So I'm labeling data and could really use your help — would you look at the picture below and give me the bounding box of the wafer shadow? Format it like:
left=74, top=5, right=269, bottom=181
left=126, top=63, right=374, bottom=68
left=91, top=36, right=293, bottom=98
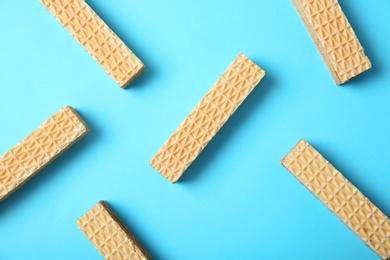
left=107, top=201, right=165, bottom=259
left=0, top=109, right=98, bottom=217
left=178, top=65, right=276, bottom=184
left=310, top=141, right=390, bottom=218
left=86, top=1, right=155, bottom=89
left=338, top=0, right=380, bottom=87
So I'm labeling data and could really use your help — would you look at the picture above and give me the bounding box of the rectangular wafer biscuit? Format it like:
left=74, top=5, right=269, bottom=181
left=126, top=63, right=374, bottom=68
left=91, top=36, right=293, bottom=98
left=76, top=201, right=152, bottom=260
left=40, top=0, right=144, bottom=88
left=150, top=53, right=265, bottom=183
left=281, top=139, right=390, bottom=259
left=0, top=106, right=89, bottom=202
left=292, top=0, right=371, bottom=85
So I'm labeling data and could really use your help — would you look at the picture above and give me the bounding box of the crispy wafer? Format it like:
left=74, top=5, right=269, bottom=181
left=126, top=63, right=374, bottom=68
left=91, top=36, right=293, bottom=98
left=76, top=201, right=152, bottom=260
left=40, top=0, right=144, bottom=88
left=0, top=106, right=89, bottom=202
left=281, top=139, right=390, bottom=259
left=292, top=0, right=371, bottom=84
left=150, top=53, right=265, bottom=183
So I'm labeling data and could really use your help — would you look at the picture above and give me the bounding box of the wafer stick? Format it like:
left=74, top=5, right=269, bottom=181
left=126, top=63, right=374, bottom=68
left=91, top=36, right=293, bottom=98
left=0, top=106, right=89, bottom=202
left=281, top=139, right=390, bottom=259
left=40, top=0, right=144, bottom=88
left=292, top=0, right=371, bottom=85
left=76, top=201, right=152, bottom=260
left=150, top=53, right=265, bottom=183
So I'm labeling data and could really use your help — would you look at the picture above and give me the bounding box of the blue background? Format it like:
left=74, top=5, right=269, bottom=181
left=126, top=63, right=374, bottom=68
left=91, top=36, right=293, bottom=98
left=0, top=0, right=389, bottom=259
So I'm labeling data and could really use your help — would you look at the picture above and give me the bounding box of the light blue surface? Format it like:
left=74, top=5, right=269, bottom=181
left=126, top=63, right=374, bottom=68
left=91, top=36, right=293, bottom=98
left=0, top=0, right=389, bottom=259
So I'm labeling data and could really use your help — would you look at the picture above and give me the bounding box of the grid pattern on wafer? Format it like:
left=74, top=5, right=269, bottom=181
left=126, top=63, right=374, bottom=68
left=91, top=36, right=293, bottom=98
left=281, top=140, right=390, bottom=259
left=150, top=53, right=265, bottom=183
left=293, top=0, right=371, bottom=84
left=76, top=201, right=151, bottom=260
left=40, top=0, right=144, bottom=88
left=0, top=106, right=89, bottom=201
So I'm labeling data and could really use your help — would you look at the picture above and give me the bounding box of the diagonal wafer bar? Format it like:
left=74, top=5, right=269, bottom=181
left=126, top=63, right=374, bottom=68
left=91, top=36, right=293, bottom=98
left=150, top=53, right=265, bottom=183
left=292, top=0, right=371, bottom=85
left=76, top=201, right=152, bottom=260
left=281, top=139, right=390, bottom=259
left=0, top=106, right=89, bottom=202
left=40, top=0, right=144, bottom=88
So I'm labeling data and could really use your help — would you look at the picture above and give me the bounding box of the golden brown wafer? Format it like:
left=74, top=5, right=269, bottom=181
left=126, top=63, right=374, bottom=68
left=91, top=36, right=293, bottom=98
left=292, top=0, right=371, bottom=85
left=76, top=201, right=152, bottom=260
left=40, top=0, right=144, bottom=88
left=150, top=53, right=265, bottom=183
left=281, top=139, right=390, bottom=259
left=0, top=106, right=89, bottom=202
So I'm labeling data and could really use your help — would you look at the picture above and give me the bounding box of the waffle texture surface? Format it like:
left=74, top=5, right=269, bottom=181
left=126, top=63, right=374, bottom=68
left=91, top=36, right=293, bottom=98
left=281, top=140, right=390, bottom=259
left=292, top=0, right=371, bottom=84
left=40, top=0, right=144, bottom=88
left=0, top=106, right=89, bottom=202
left=150, top=53, right=265, bottom=183
left=76, top=201, right=152, bottom=260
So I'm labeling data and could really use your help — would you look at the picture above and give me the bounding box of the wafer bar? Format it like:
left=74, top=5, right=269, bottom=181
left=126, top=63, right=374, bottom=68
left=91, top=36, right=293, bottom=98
left=76, top=201, right=152, bottom=260
left=40, top=0, right=144, bottom=88
left=281, top=139, right=390, bottom=259
left=0, top=106, right=89, bottom=202
left=292, top=0, right=371, bottom=85
left=150, top=53, right=265, bottom=183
